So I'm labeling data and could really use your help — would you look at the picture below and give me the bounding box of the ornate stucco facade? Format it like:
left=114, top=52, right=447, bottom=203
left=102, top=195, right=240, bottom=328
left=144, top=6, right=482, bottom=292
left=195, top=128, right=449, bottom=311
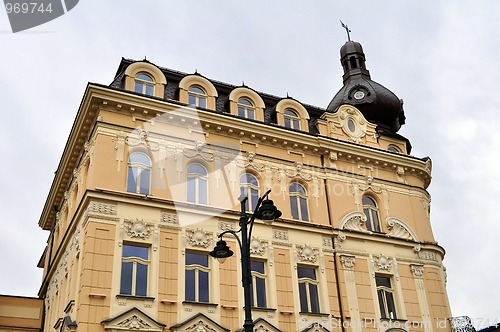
left=34, top=41, right=452, bottom=332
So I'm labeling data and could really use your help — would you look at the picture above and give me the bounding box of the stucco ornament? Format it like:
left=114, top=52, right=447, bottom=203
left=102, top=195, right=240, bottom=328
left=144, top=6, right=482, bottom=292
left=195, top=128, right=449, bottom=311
left=410, top=264, right=424, bottom=279
left=187, top=228, right=211, bottom=248
left=339, top=211, right=368, bottom=233
left=284, top=162, right=312, bottom=181
left=186, top=320, right=216, bottom=332
left=340, top=255, right=355, bottom=270
left=249, top=237, right=266, bottom=256
left=374, top=254, right=392, bottom=272
left=126, top=219, right=151, bottom=239
left=117, top=315, right=151, bottom=329
left=297, top=244, right=318, bottom=263
left=183, top=141, right=214, bottom=162
left=235, top=151, right=265, bottom=172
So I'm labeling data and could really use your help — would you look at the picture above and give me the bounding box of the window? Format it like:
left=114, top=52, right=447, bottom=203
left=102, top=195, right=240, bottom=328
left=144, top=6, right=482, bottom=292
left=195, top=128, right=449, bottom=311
left=185, top=252, right=210, bottom=303
left=120, top=244, right=149, bottom=296
left=237, top=98, right=255, bottom=120
left=134, top=72, right=155, bottom=96
left=187, top=163, right=208, bottom=204
left=289, top=183, right=309, bottom=221
left=376, top=276, right=397, bottom=319
left=127, top=152, right=151, bottom=195
left=298, top=266, right=320, bottom=313
left=188, top=85, right=207, bottom=108
left=240, top=173, right=259, bottom=212
left=363, top=196, right=381, bottom=232
left=387, top=145, right=401, bottom=153
left=284, top=109, right=300, bottom=130
left=250, top=260, right=267, bottom=308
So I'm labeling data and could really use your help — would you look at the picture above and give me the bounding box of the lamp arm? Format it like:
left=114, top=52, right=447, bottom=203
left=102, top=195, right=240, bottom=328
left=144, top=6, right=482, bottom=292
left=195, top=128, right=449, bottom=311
left=247, top=189, right=272, bottom=245
left=218, top=230, right=243, bottom=252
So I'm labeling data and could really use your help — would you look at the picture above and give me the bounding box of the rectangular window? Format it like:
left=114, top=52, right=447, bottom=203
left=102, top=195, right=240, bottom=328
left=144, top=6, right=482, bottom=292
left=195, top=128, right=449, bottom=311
left=250, top=260, right=267, bottom=308
left=376, top=276, right=397, bottom=319
left=120, top=244, right=149, bottom=296
left=185, top=252, right=210, bottom=303
left=298, top=266, right=320, bottom=313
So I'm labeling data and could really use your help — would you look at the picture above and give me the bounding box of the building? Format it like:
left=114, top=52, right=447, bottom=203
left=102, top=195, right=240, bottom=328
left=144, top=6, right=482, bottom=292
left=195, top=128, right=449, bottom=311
left=32, top=39, right=452, bottom=332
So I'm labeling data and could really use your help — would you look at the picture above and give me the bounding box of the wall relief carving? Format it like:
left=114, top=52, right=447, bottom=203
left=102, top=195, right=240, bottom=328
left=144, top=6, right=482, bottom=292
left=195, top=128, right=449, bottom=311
left=125, top=219, right=152, bottom=239
left=186, top=228, right=212, bottom=248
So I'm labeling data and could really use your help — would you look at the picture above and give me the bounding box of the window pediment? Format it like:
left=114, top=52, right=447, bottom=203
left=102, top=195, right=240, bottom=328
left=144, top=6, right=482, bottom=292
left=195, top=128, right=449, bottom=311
left=101, top=307, right=165, bottom=331
left=170, top=313, right=230, bottom=332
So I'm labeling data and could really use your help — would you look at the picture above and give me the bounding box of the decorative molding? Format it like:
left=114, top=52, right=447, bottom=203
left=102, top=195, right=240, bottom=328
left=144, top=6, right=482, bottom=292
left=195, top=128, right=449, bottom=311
left=160, top=211, right=179, bottom=224
left=340, top=255, right=355, bottom=270
left=186, top=228, right=212, bottom=249
left=124, top=219, right=152, bottom=239
left=386, top=217, right=418, bottom=241
left=249, top=237, right=266, bottom=256
left=296, top=244, right=318, bottom=263
left=183, top=141, right=214, bottom=162
left=322, top=236, right=333, bottom=248
left=272, top=228, right=289, bottom=241
left=339, top=211, right=368, bottom=233
left=373, top=254, right=392, bottom=272
left=235, top=152, right=265, bottom=172
left=87, top=201, right=117, bottom=215
left=417, top=250, right=439, bottom=262
left=218, top=220, right=236, bottom=232
left=126, top=129, right=159, bottom=151
left=117, top=315, right=152, bottom=329
left=410, top=264, right=424, bottom=279
left=284, top=162, right=312, bottom=181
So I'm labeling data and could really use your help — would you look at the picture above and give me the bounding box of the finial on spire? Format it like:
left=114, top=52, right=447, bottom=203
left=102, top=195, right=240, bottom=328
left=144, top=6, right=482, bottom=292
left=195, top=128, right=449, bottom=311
left=340, top=20, right=351, bottom=41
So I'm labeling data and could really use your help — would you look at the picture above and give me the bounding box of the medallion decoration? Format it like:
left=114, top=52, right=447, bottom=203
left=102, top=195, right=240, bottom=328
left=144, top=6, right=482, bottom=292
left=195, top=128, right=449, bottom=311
left=125, top=219, right=152, bottom=239
left=249, top=237, right=266, bottom=256
left=284, top=162, right=312, bottom=181
left=297, top=244, right=318, bottom=263
left=186, top=228, right=212, bottom=248
left=374, top=254, right=392, bottom=272
left=125, top=129, right=159, bottom=151
left=235, top=152, right=265, bottom=172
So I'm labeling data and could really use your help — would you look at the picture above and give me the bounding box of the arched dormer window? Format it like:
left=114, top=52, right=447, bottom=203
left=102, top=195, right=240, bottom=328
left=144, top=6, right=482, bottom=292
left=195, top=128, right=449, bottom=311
left=134, top=72, right=155, bottom=96
left=240, top=173, right=259, bottom=212
left=186, top=163, right=208, bottom=204
left=124, top=61, right=166, bottom=98
left=228, top=87, right=265, bottom=121
left=178, top=75, right=218, bottom=110
left=127, top=152, right=152, bottom=195
left=275, top=99, right=310, bottom=132
left=362, top=196, right=381, bottom=232
left=237, top=98, right=255, bottom=120
left=188, top=85, right=207, bottom=108
left=284, top=109, right=300, bottom=130
left=289, top=182, right=309, bottom=221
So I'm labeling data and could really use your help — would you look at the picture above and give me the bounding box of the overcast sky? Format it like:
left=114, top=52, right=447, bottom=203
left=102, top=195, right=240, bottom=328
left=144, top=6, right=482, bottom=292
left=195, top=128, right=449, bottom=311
left=1, top=1, right=499, bottom=328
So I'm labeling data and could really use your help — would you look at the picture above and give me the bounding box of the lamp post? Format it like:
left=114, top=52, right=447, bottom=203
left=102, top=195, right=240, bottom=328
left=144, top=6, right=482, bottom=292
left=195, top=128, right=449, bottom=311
left=210, top=188, right=282, bottom=332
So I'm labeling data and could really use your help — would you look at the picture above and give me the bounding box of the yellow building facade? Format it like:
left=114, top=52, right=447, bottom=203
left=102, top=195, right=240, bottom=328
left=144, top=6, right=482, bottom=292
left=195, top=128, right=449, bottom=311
left=35, top=41, right=452, bottom=332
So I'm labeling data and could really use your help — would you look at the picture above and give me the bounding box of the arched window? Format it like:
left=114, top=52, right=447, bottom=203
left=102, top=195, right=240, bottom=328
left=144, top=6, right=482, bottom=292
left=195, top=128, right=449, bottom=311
left=387, top=145, right=401, bottom=153
left=363, top=196, right=381, bottom=232
left=134, top=72, right=155, bottom=96
left=127, top=152, right=151, bottom=195
left=290, top=183, right=309, bottom=221
left=237, top=98, right=255, bottom=120
left=187, top=163, right=208, bottom=204
left=240, top=173, right=259, bottom=212
left=188, top=85, right=207, bottom=108
left=284, top=109, right=301, bottom=130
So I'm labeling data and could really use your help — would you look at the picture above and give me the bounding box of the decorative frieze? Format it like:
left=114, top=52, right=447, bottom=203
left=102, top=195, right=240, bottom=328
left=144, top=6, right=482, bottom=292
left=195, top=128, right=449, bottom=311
left=272, top=228, right=288, bottom=241
left=160, top=211, right=179, bottom=224
left=87, top=201, right=117, bottom=215
left=410, top=264, right=424, bottom=279
left=218, top=219, right=236, bottom=232
left=183, top=141, right=213, bottom=162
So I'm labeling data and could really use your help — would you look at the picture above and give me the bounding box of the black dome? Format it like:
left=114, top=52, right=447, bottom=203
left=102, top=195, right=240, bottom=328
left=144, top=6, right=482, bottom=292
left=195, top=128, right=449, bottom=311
left=327, top=41, right=405, bottom=133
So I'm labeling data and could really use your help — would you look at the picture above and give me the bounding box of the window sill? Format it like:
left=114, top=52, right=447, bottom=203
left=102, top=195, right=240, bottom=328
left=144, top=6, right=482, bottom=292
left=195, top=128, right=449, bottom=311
left=380, top=318, right=407, bottom=323
left=251, top=307, right=277, bottom=312
left=299, top=311, right=330, bottom=317
left=116, top=294, right=155, bottom=301
left=182, top=301, right=218, bottom=307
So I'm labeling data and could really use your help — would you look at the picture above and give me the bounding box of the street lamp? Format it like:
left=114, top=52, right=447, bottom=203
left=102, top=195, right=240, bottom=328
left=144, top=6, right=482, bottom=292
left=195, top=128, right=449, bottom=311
left=210, top=188, right=282, bottom=332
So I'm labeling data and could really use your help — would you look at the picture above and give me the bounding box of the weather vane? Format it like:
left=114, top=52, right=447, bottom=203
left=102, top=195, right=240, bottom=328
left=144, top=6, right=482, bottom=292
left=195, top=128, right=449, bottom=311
left=340, top=20, right=351, bottom=41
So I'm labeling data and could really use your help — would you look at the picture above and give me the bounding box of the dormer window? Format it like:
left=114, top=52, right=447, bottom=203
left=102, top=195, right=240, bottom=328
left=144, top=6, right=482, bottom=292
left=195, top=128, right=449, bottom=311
left=134, top=73, right=155, bottom=96
left=237, top=98, right=255, bottom=120
left=188, top=85, right=207, bottom=108
left=284, top=109, right=300, bottom=130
